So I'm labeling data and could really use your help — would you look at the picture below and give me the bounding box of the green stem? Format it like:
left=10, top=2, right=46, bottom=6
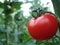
left=4, top=0, right=11, bottom=45
left=14, top=24, right=18, bottom=42
left=4, top=17, right=10, bottom=45
left=6, top=32, right=10, bottom=45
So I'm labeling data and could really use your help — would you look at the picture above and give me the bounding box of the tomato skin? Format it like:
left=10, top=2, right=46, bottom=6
left=28, top=13, right=58, bottom=40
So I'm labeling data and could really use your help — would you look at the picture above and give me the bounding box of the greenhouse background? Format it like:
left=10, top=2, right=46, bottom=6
left=0, top=0, right=60, bottom=45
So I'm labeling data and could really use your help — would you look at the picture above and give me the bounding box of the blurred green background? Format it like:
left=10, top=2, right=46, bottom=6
left=0, top=0, right=60, bottom=45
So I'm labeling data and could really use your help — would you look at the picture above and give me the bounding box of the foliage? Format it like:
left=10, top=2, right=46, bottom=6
left=0, top=0, right=60, bottom=45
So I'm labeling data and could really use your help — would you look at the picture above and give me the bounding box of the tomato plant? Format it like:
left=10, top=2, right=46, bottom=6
left=28, top=13, right=58, bottom=40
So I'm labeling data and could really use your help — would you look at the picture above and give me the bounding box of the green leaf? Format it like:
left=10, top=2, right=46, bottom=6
left=14, top=12, right=21, bottom=21
left=51, top=0, right=60, bottom=18
left=0, top=2, right=4, bottom=8
left=11, top=2, right=22, bottom=10
left=36, top=40, right=41, bottom=45
left=0, top=14, right=4, bottom=19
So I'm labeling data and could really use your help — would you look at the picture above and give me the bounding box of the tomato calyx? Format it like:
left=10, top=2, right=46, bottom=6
left=32, top=8, right=42, bottom=18
left=32, top=8, right=57, bottom=18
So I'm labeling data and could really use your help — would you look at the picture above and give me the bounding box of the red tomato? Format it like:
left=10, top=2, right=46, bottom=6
left=28, top=13, right=58, bottom=40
